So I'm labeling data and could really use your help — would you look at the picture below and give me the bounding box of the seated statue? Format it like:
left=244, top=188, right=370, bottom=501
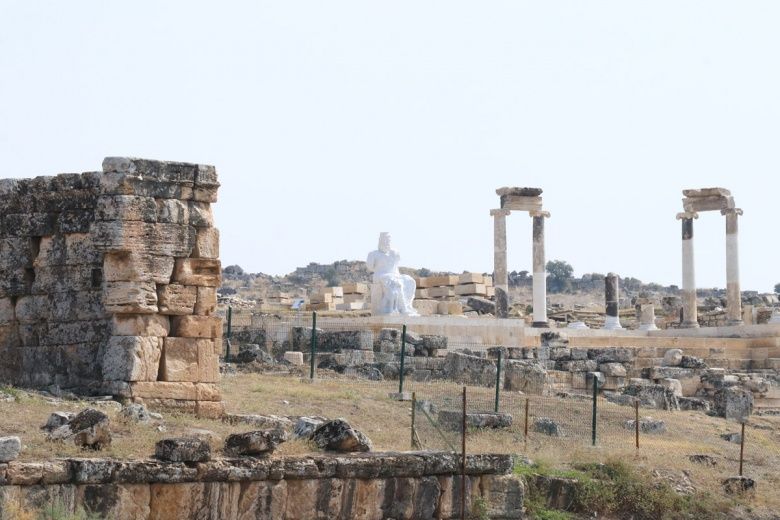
left=366, top=232, right=419, bottom=316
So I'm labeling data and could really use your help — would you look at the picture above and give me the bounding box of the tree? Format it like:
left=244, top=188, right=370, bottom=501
left=546, top=260, right=574, bottom=293
left=418, top=267, right=432, bottom=277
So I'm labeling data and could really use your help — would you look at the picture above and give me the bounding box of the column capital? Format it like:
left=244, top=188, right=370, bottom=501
left=529, top=210, right=551, bottom=218
left=676, top=211, right=699, bottom=220
left=720, top=207, right=743, bottom=217
left=490, top=208, right=511, bottom=217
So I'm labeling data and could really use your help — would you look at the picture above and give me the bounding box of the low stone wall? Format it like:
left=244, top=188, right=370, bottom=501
left=0, top=452, right=523, bottom=519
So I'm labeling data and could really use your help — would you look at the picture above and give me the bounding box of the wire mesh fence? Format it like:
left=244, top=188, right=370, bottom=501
left=220, top=308, right=780, bottom=493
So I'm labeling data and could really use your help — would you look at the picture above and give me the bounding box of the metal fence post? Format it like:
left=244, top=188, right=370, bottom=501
left=461, top=386, right=467, bottom=520
left=494, top=350, right=502, bottom=413
left=309, top=312, right=317, bottom=380
left=225, top=306, right=233, bottom=362
left=635, top=398, right=640, bottom=453
left=411, top=391, right=416, bottom=450
left=524, top=398, right=529, bottom=450
left=739, top=421, right=746, bottom=476
left=591, top=376, right=598, bottom=446
left=399, top=325, right=407, bottom=394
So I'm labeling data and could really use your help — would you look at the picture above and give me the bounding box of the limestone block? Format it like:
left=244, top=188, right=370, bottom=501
left=322, top=286, right=343, bottom=297
left=102, top=157, right=198, bottom=182
left=437, top=301, right=462, bottom=315
left=112, top=315, right=170, bottom=337
left=192, top=187, right=218, bottom=203
left=129, top=381, right=198, bottom=400
left=415, top=289, right=430, bottom=299
left=310, top=293, right=333, bottom=304
left=193, top=227, right=219, bottom=259
left=194, top=286, right=217, bottom=316
left=0, top=237, right=34, bottom=269
left=160, top=338, right=200, bottom=382
left=342, top=283, right=368, bottom=294
left=0, top=298, right=14, bottom=325
left=458, top=273, right=484, bottom=284
left=13, top=295, right=50, bottom=324
left=195, top=400, right=224, bottom=419
left=171, top=316, right=222, bottom=338
left=92, top=221, right=195, bottom=257
left=2, top=212, right=57, bottom=236
left=413, top=299, right=439, bottom=316
left=49, top=291, right=106, bottom=321
left=102, top=336, right=162, bottom=382
left=198, top=343, right=220, bottom=383
left=156, top=198, right=189, bottom=225
left=196, top=382, right=221, bottom=401
left=65, top=233, right=102, bottom=265
left=189, top=202, right=214, bottom=227
left=106, top=253, right=174, bottom=285
left=427, top=275, right=459, bottom=287
left=32, top=265, right=97, bottom=293
left=342, top=293, right=365, bottom=304
left=34, top=235, right=66, bottom=267
left=157, top=284, right=197, bottom=315
left=95, top=195, right=157, bottom=222
left=284, top=352, right=304, bottom=365
left=429, top=287, right=455, bottom=298
left=41, top=320, right=111, bottom=346
left=103, top=281, right=158, bottom=314
left=172, top=259, right=221, bottom=287
left=455, top=283, right=486, bottom=296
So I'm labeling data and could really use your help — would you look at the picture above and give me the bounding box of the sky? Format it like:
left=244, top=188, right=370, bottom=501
left=1, top=1, right=778, bottom=291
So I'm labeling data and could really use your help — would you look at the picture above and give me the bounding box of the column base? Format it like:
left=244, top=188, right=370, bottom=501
left=603, top=316, right=623, bottom=330
left=680, top=321, right=700, bottom=329
left=567, top=321, right=589, bottom=330
left=638, top=323, right=659, bottom=331
left=531, top=321, right=549, bottom=328
left=726, top=319, right=744, bottom=327
left=769, top=311, right=780, bottom=324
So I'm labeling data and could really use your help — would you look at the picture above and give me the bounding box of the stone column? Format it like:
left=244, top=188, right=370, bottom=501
left=531, top=211, right=550, bottom=327
left=677, top=212, right=699, bottom=328
left=638, top=304, right=658, bottom=331
left=604, top=272, right=622, bottom=330
left=769, top=308, right=780, bottom=324
left=491, top=209, right=511, bottom=318
left=722, top=208, right=744, bottom=326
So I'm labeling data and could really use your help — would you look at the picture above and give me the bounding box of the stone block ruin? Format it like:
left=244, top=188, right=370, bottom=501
left=0, top=157, right=223, bottom=417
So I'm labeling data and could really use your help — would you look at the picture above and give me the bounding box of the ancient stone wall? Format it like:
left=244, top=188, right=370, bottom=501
left=0, top=157, right=222, bottom=416
left=0, top=453, right=523, bottom=519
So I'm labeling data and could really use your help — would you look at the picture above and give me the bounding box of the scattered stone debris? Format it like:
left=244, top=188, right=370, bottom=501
left=119, top=403, right=162, bottom=423
left=678, top=397, right=710, bottom=412
left=41, top=412, right=76, bottom=432
left=438, top=411, right=513, bottom=431
left=47, top=408, right=112, bottom=450
left=224, top=414, right=292, bottom=434
left=310, top=419, right=372, bottom=452
left=688, top=454, right=717, bottom=466
left=653, top=469, right=696, bottom=495
left=293, top=417, right=325, bottom=439
left=623, top=417, right=667, bottom=434
left=722, top=476, right=756, bottom=495
left=533, top=417, right=563, bottom=437
left=0, top=436, right=21, bottom=462
left=713, top=387, right=753, bottom=421
left=720, top=432, right=742, bottom=444
left=662, top=349, right=684, bottom=367
left=224, top=430, right=288, bottom=456
left=622, top=383, right=679, bottom=410
left=0, top=390, right=14, bottom=402
left=155, top=438, right=211, bottom=462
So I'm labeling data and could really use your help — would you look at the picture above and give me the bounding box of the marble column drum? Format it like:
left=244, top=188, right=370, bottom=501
left=531, top=211, right=550, bottom=327
left=638, top=303, right=658, bottom=331
left=604, top=272, right=622, bottom=330
left=677, top=212, right=699, bottom=328
left=722, top=208, right=744, bottom=325
left=491, top=208, right=511, bottom=319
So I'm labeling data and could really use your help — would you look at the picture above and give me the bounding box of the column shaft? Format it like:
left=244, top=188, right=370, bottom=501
left=723, top=209, right=743, bottom=325
left=531, top=214, right=548, bottom=327
left=604, top=273, right=622, bottom=330
left=491, top=209, right=510, bottom=319
left=680, top=215, right=699, bottom=328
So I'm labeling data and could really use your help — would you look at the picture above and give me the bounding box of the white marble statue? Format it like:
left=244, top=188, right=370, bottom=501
left=366, top=232, right=419, bottom=316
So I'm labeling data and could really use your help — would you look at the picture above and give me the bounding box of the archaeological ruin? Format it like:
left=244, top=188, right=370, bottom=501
left=0, top=157, right=223, bottom=417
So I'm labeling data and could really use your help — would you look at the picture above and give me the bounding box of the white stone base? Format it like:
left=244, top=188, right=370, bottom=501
left=770, top=309, right=780, bottom=324
left=603, top=316, right=623, bottom=330
left=638, top=323, right=659, bottom=331
left=283, top=352, right=304, bottom=365
left=567, top=321, right=589, bottom=330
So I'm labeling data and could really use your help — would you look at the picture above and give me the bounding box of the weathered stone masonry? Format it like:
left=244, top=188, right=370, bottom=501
left=0, top=157, right=222, bottom=417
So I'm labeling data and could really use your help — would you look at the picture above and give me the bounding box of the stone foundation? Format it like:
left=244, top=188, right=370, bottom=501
left=0, top=158, right=222, bottom=416
left=0, top=452, right=523, bottom=519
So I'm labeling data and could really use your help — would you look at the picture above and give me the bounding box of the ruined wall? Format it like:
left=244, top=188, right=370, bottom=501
left=0, top=453, right=523, bottom=519
left=0, top=157, right=222, bottom=416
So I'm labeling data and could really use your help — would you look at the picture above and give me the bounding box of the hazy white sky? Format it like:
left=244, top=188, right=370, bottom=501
left=1, top=1, right=778, bottom=291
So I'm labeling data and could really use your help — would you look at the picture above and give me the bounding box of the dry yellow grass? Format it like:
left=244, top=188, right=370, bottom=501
left=2, top=373, right=779, bottom=514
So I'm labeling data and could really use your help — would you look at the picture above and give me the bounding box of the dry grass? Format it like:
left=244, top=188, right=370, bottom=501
left=2, top=373, right=779, bottom=514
